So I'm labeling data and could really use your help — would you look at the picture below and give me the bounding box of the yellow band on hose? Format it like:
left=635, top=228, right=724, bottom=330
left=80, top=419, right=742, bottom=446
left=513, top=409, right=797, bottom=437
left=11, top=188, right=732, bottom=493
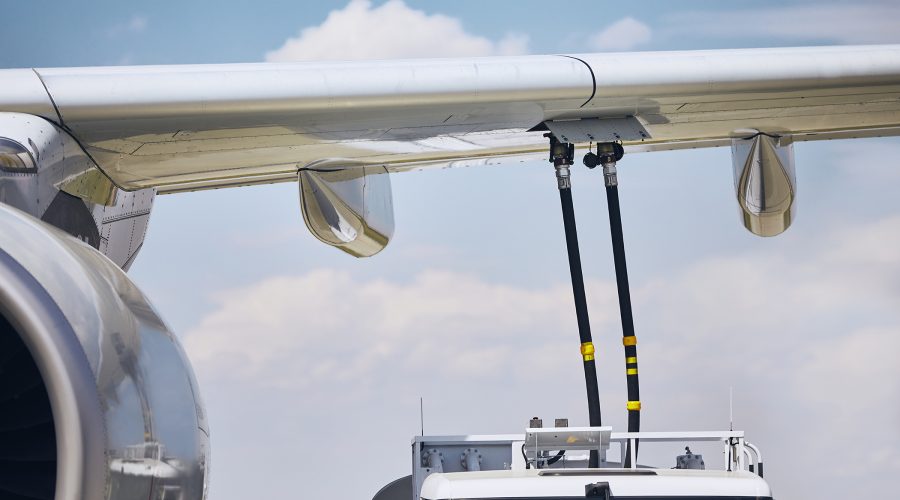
left=580, top=342, right=595, bottom=361
left=623, top=336, right=637, bottom=346
left=626, top=356, right=637, bottom=365
left=627, top=401, right=642, bottom=411
left=626, top=368, right=638, bottom=375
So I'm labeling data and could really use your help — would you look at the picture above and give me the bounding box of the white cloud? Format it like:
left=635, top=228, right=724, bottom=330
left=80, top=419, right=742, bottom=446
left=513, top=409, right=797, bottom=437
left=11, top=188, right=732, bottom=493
left=786, top=326, right=900, bottom=499
left=666, top=3, right=900, bottom=44
left=184, top=215, right=900, bottom=499
left=588, top=17, right=652, bottom=52
left=265, top=0, right=528, bottom=62
left=185, top=269, right=617, bottom=390
left=107, top=15, right=147, bottom=38
left=825, top=214, right=900, bottom=267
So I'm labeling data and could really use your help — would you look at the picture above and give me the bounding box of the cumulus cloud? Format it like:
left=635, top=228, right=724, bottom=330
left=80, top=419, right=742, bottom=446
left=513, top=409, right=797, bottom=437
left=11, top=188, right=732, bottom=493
left=265, top=0, right=528, bottom=62
left=185, top=270, right=617, bottom=390
left=665, top=3, right=900, bottom=44
left=588, top=17, right=652, bottom=52
left=185, top=215, right=900, bottom=499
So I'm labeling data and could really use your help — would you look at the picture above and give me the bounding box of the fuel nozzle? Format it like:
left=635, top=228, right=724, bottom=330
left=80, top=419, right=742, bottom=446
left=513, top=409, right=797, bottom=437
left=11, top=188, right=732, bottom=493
left=546, top=134, right=575, bottom=189
left=583, top=142, right=625, bottom=186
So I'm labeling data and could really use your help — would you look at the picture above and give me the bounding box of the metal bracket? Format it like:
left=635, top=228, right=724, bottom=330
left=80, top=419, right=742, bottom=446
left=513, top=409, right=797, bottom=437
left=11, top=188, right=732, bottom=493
left=544, top=117, right=650, bottom=144
left=525, top=427, right=611, bottom=464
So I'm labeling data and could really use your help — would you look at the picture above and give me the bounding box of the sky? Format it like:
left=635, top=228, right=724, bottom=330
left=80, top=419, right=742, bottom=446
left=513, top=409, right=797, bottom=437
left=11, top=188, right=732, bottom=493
left=3, top=1, right=900, bottom=499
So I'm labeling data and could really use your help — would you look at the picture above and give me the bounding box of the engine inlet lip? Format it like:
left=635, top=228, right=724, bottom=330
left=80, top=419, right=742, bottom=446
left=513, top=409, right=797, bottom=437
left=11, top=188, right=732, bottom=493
left=0, top=247, right=106, bottom=500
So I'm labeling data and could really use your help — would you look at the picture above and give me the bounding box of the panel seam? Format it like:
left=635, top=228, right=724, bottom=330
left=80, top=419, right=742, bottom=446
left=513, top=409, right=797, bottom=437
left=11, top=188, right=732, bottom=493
left=559, top=55, right=596, bottom=108
left=30, top=69, right=65, bottom=127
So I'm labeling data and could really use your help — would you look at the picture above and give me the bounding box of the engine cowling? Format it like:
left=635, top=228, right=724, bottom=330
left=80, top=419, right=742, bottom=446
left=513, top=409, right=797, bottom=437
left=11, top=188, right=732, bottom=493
left=0, top=203, right=209, bottom=500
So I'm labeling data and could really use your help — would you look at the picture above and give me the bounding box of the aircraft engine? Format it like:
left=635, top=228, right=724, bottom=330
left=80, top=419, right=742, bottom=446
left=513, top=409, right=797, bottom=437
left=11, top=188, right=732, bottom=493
left=0, top=204, right=209, bottom=500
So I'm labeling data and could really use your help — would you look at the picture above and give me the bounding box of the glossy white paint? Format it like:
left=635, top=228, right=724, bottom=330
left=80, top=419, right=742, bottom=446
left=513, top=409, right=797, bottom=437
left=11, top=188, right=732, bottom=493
left=0, top=69, right=57, bottom=119
left=421, top=469, right=772, bottom=499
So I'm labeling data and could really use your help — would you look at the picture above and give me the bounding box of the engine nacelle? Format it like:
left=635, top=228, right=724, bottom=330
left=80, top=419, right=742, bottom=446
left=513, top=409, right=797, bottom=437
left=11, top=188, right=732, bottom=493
left=0, top=204, right=209, bottom=500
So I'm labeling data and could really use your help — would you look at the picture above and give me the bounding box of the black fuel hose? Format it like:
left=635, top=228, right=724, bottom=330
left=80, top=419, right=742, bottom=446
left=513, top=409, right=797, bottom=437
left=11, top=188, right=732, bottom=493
left=558, top=186, right=604, bottom=468
left=604, top=183, right=641, bottom=467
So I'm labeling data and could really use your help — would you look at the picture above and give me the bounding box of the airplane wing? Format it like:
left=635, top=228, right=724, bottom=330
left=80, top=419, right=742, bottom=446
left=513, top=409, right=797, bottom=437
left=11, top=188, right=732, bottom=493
left=4, top=44, right=899, bottom=193
left=2, top=44, right=899, bottom=254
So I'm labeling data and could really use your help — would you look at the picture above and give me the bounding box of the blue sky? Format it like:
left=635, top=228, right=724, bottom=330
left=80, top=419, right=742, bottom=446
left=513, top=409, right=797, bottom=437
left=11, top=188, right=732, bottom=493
left=5, top=1, right=900, bottom=499
left=5, top=0, right=899, bottom=67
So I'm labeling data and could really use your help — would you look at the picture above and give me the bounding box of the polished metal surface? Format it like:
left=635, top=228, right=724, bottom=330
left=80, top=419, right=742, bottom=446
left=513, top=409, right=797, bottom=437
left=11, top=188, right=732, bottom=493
left=0, top=45, right=896, bottom=193
left=0, top=113, right=155, bottom=269
left=0, top=204, right=209, bottom=500
left=731, top=132, right=796, bottom=236
left=554, top=164, right=571, bottom=190
left=603, top=162, right=618, bottom=187
left=299, top=165, right=394, bottom=257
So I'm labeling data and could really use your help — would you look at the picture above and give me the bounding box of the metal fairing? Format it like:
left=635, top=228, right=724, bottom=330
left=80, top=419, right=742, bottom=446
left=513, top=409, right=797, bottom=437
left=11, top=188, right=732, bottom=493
left=0, top=202, right=209, bottom=500
left=731, top=132, right=796, bottom=237
left=299, top=165, right=394, bottom=257
left=0, top=112, right=155, bottom=270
